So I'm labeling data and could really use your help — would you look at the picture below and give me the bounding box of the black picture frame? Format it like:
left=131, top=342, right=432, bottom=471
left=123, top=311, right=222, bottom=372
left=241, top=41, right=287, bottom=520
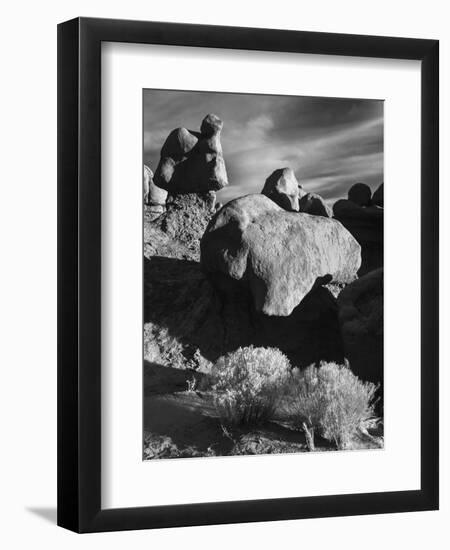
left=57, top=17, right=439, bottom=533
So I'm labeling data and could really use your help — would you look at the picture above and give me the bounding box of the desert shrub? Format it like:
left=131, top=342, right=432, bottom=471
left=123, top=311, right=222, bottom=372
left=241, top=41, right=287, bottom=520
left=288, top=362, right=378, bottom=450
left=209, top=346, right=291, bottom=426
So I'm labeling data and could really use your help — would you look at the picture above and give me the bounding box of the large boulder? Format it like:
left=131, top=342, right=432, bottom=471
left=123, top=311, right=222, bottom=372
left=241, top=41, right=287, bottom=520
left=333, top=199, right=383, bottom=276
left=298, top=192, right=332, bottom=217
left=261, top=168, right=300, bottom=211
left=144, top=255, right=346, bottom=373
left=153, top=114, right=228, bottom=194
left=144, top=164, right=168, bottom=207
left=200, top=194, right=361, bottom=316
left=338, top=268, right=383, bottom=385
left=372, top=183, right=384, bottom=207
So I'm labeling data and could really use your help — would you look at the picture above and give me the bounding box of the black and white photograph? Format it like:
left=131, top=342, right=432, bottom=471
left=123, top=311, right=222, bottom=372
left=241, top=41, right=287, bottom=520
left=143, top=89, right=384, bottom=459
left=0, top=0, right=443, bottom=543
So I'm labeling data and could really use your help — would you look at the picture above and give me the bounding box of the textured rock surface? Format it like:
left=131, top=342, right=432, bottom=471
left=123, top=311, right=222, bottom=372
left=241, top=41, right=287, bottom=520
left=372, top=183, right=384, bottom=207
left=151, top=192, right=216, bottom=261
left=333, top=199, right=383, bottom=276
left=348, top=182, right=372, bottom=206
left=338, top=268, right=383, bottom=385
left=201, top=194, right=361, bottom=316
left=153, top=114, right=228, bottom=194
left=298, top=192, right=332, bottom=217
left=261, top=167, right=300, bottom=211
left=144, top=164, right=168, bottom=207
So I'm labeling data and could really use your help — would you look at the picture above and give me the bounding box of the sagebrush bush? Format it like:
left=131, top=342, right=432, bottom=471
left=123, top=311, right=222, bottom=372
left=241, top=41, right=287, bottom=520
left=209, top=346, right=291, bottom=426
left=288, top=362, right=378, bottom=450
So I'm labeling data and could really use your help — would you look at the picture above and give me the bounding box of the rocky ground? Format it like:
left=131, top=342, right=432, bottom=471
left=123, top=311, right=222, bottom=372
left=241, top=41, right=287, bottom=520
left=143, top=362, right=383, bottom=459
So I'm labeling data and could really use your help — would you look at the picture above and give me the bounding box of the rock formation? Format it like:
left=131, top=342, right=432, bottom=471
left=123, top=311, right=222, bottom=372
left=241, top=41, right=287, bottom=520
left=144, top=164, right=151, bottom=204
left=261, top=167, right=300, bottom=211
left=333, top=183, right=383, bottom=276
left=337, top=268, right=383, bottom=385
left=156, top=192, right=216, bottom=259
left=144, top=253, right=346, bottom=373
left=298, top=192, right=332, bottom=217
left=371, top=183, right=384, bottom=207
left=348, top=182, right=372, bottom=206
left=144, top=165, right=168, bottom=221
left=153, top=114, right=228, bottom=194
left=201, top=194, right=361, bottom=316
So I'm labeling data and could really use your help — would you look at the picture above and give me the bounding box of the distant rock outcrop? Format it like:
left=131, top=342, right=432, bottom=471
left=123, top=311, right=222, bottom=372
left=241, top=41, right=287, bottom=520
left=201, top=194, right=361, bottom=316
left=298, top=192, right=332, bottom=217
left=338, top=268, right=383, bottom=385
left=333, top=183, right=383, bottom=276
left=153, top=114, right=228, bottom=194
left=348, top=182, right=372, bottom=206
left=371, top=183, right=384, bottom=207
left=261, top=168, right=300, bottom=212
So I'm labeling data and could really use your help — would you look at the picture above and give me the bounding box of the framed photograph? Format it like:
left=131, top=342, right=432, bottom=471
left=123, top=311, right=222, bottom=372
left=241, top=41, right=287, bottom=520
left=57, top=17, right=439, bottom=533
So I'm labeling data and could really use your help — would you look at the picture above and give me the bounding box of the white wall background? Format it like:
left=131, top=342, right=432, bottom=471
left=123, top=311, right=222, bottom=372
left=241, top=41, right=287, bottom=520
left=0, top=0, right=448, bottom=547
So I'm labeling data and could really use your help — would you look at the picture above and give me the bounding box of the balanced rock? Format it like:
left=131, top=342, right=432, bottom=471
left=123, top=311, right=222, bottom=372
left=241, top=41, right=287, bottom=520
left=372, top=183, right=384, bottom=207
left=338, top=268, right=383, bottom=385
left=144, top=164, right=168, bottom=207
left=348, top=182, right=372, bottom=206
left=261, top=167, right=300, bottom=211
left=153, top=114, right=228, bottom=194
left=201, top=194, right=361, bottom=316
left=298, top=192, right=332, bottom=217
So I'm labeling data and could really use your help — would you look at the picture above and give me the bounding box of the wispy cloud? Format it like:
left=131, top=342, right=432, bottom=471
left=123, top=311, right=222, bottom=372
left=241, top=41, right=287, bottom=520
left=143, top=90, right=383, bottom=206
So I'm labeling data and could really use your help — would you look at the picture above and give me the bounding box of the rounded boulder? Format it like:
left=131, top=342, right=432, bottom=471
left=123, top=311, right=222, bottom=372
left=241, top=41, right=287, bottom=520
left=348, top=182, right=372, bottom=206
left=298, top=192, right=332, bottom=217
left=261, top=168, right=300, bottom=212
left=201, top=194, right=361, bottom=316
left=144, top=164, right=168, bottom=206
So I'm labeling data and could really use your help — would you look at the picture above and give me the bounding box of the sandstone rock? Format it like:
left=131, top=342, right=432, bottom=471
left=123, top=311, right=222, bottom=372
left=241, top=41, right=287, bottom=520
left=348, top=182, right=372, bottom=206
left=333, top=199, right=383, bottom=276
left=144, top=164, right=168, bottom=207
left=338, top=268, right=383, bottom=385
left=372, top=183, right=384, bottom=207
left=201, top=194, right=361, bottom=316
left=155, top=192, right=216, bottom=260
left=145, top=204, right=166, bottom=223
left=153, top=114, right=228, bottom=194
left=261, top=168, right=300, bottom=211
left=298, top=192, right=332, bottom=217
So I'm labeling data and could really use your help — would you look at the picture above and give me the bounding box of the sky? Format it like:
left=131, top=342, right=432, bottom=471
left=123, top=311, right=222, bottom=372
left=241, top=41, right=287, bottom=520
left=143, top=89, right=383, bottom=205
